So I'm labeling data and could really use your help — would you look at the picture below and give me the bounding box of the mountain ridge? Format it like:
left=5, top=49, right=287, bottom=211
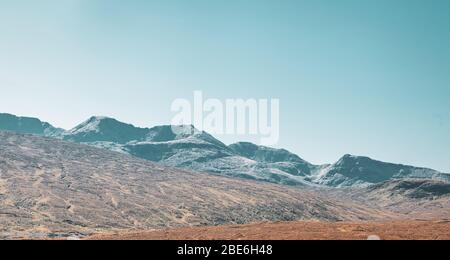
left=1, top=112, right=449, bottom=187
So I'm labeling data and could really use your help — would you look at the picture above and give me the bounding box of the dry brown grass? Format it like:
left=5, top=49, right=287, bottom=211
left=85, top=220, right=450, bottom=240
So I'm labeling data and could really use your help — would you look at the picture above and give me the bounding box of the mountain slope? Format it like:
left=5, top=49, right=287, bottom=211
left=0, top=113, right=63, bottom=137
left=342, top=179, right=450, bottom=220
left=0, top=131, right=379, bottom=239
left=367, top=179, right=450, bottom=200
left=229, top=142, right=315, bottom=176
left=313, top=155, right=450, bottom=187
left=63, top=116, right=150, bottom=144
left=1, top=131, right=450, bottom=238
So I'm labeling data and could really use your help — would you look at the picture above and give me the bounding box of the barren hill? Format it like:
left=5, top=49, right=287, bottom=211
left=0, top=131, right=377, bottom=239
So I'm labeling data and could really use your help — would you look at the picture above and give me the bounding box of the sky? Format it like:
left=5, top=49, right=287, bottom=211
left=1, top=0, right=450, bottom=172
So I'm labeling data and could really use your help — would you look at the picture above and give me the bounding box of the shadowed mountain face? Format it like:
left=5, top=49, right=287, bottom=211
left=1, top=113, right=449, bottom=187
left=367, top=179, right=450, bottom=200
left=313, top=155, right=450, bottom=187
left=0, top=131, right=383, bottom=239
left=0, top=113, right=63, bottom=137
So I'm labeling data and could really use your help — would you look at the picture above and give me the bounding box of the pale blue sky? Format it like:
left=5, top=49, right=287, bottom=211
left=1, top=0, right=449, bottom=171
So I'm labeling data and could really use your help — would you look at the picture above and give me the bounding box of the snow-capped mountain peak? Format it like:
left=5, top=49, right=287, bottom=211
left=68, top=116, right=109, bottom=134
left=64, top=116, right=149, bottom=144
